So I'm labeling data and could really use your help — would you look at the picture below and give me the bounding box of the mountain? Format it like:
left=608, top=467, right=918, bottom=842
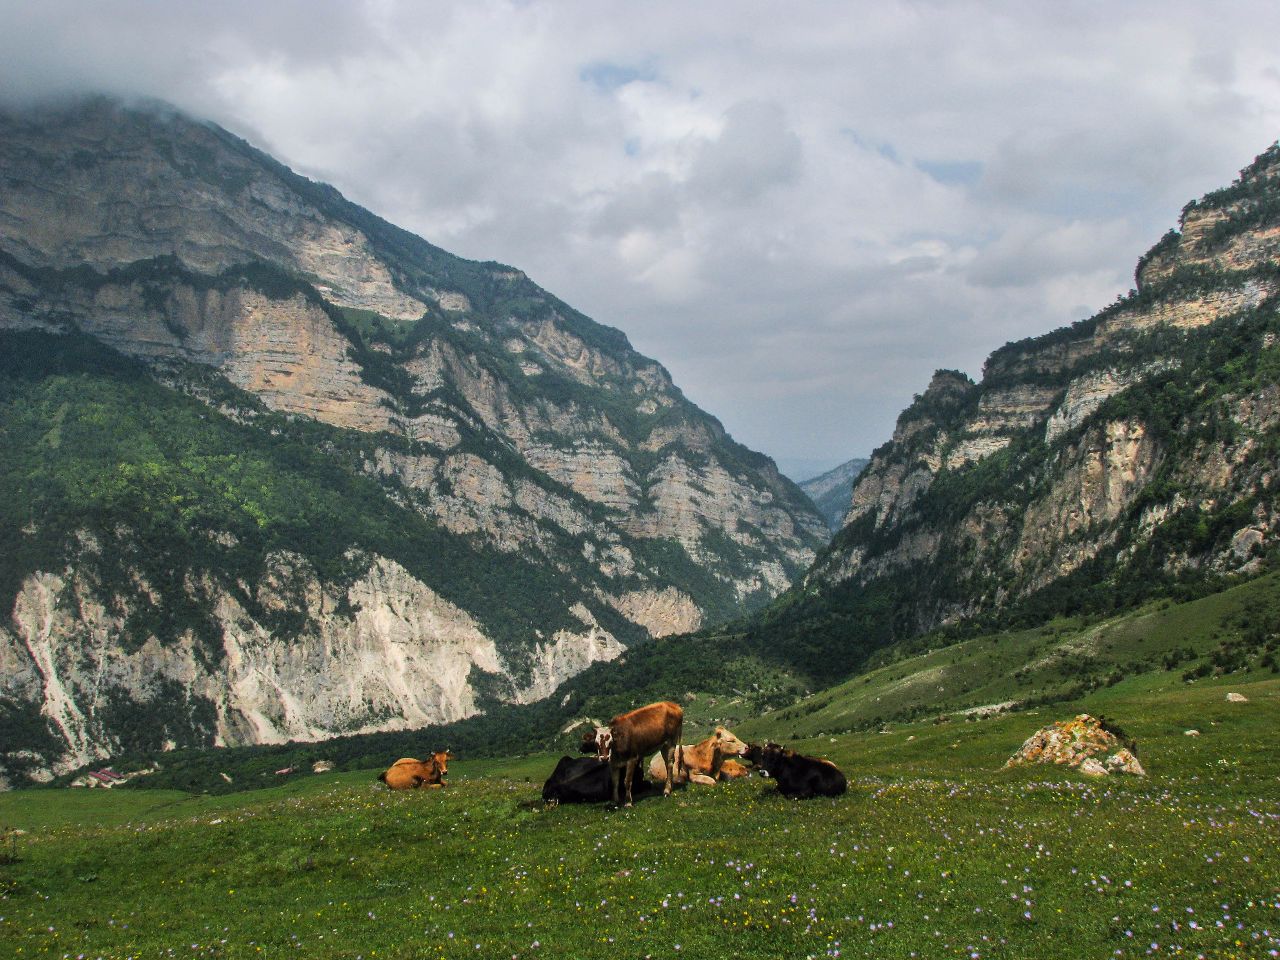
left=749, top=141, right=1280, bottom=683
left=798, top=456, right=870, bottom=530
left=0, top=97, right=827, bottom=785
left=28, top=138, right=1280, bottom=796
left=523, top=138, right=1280, bottom=704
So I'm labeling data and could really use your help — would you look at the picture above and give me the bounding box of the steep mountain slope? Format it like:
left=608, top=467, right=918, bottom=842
left=0, top=98, right=826, bottom=785
left=754, top=141, right=1280, bottom=682
left=799, top=456, right=870, bottom=530
left=469, top=139, right=1280, bottom=705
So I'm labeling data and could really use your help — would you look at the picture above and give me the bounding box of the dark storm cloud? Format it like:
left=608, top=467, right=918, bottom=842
left=3, top=1, right=1280, bottom=475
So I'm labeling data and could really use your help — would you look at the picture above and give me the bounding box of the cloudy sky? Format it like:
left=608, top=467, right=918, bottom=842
left=5, top=2, right=1280, bottom=478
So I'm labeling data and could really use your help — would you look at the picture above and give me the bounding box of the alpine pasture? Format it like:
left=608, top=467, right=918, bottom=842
left=2, top=671, right=1277, bottom=960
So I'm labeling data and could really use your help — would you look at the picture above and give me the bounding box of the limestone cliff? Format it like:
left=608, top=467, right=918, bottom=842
left=766, top=141, right=1280, bottom=681
left=0, top=98, right=826, bottom=783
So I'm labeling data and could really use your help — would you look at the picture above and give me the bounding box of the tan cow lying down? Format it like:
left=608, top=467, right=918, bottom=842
left=379, top=750, right=452, bottom=790
left=719, top=758, right=751, bottom=779
left=648, top=726, right=749, bottom=786
left=596, top=701, right=683, bottom=806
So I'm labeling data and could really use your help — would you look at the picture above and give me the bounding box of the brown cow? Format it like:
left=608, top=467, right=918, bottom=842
left=719, top=758, right=751, bottom=779
left=378, top=750, right=452, bottom=790
left=597, top=701, right=683, bottom=806
left=648, top=726, right=749, bottom=785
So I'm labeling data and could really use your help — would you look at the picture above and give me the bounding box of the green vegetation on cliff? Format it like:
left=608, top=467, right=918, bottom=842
left=0, top=330, right=640, bottom=658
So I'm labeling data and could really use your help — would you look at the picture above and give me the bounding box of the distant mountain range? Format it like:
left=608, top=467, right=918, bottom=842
left=0, top=97, right=826, bottom=786
left=798, top=457, right=870, bottom=530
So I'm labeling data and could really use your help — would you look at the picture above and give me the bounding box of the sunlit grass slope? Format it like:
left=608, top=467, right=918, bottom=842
left=739, top=570, right=1280, bottom=742
left=2, top=668, right=1277, bottom=960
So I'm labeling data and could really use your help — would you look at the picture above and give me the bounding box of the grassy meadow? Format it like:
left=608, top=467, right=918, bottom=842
left=2, top=666, right=1278, bottom=960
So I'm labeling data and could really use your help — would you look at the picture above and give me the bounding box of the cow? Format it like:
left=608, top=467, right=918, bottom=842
left=719, top=758, right=750, bottom=779
left=757, top=743, right=847, bottom=799
left=378, top=750, right=452, bottom=790
left=596, top=701, right=683, bottom=806
left=647, top=726, right=749, bottom=785
left=744, top=742, right=766, bottom=767
left=541, top=756, right=661, bottom=804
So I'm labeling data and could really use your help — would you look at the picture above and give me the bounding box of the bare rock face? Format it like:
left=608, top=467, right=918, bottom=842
left=607, top=588, right=704, bottom=638
left=0, top=98, right=828, bottom=783
left=801, top=141, right=1280, bottom=654
left=0, top=555, right=629, bottom=778
left=1004, top=715, right=1146, bottom=777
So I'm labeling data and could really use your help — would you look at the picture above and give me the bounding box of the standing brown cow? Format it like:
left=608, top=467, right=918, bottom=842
left=378, top=750, right=452, bottom=790
left=597, top=701, right=683, bottom=806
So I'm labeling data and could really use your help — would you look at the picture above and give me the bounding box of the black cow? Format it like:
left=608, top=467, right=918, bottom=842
left=542, top=756, right=661, bottom=804
left=758, top=743, right=847, bottom=799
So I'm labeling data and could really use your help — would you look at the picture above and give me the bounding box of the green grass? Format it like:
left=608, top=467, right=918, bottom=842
left=741, top=571, right=1280, bottom=741
left=2, top=673, right=1278, bottom=959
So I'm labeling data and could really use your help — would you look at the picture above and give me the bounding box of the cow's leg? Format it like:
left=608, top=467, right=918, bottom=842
left=624, top=756, right=640, bottom=806
left=611, top=763, right=623, bottom=806
left=662, top=743, right=676, bottom=796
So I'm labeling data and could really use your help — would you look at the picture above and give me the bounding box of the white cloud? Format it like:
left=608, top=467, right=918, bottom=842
left=2, top=0, right=1280, bottom=475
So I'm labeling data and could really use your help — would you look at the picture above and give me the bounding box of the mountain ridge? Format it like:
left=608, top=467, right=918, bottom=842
left=798, top=455, right=870, bottom=530
left=0, top=97, right=826, bottom=785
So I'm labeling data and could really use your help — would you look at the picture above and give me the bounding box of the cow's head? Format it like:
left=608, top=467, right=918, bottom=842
left=431, top=750, right=452, bottom=780
left=590, top=726, right=612, bottom=761
left=713, top=726, right=750, bottom=757
left=755, top=743, right=791, bottom=778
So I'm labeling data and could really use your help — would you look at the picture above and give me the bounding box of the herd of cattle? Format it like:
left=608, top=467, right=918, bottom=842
left=378, top=701, right=848, bottom=805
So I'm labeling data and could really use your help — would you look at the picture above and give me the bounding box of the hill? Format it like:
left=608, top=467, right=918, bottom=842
left=0, top=97, right=826, bottom=785
left=57, top=563, right=1277, bottom=794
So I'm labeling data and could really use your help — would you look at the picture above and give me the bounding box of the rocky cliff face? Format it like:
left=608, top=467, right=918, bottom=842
left=761, top=142, right=1280, bottom=681
left=0, top=98, right=826, bottom=784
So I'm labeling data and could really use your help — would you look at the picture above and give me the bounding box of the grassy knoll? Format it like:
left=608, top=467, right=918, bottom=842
left=2, top=672, right=1278, bottom=959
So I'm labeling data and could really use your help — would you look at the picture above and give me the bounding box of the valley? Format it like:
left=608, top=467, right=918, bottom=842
left=2, top=99, right=1280, bottom=960
left=1, top=654, right=1275, bottom=959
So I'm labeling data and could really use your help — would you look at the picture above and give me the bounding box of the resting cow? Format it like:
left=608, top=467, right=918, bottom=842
left=378, top=750, right=452, bottom=790
left=648, top=726, right=749, bottom=785
left=542, top=756, right=661, bottom=804
left=719, top=758, right=750, bottom=779
left=758, top=743, right=847, bottom=798
left=596, top=700, right=683, bottom=806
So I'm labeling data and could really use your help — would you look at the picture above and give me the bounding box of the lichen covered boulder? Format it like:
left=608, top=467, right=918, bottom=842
left=1004, top=714, right=1145, bottom=777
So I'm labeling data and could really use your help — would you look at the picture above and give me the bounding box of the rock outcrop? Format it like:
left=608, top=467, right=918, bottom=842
left=1004, top=715, right=1146, bottom=777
